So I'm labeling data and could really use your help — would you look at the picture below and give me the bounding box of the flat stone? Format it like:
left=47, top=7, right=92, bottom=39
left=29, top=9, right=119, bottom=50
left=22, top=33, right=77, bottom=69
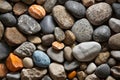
left=86, top=63, right=97, bottom=74
left=7, top=73, right=20, bottom=80
left=37, top=44, right=48, bottom=51
left=52, top=41, right=64, bottom=50
left=0, top=21, right=4, bottom=40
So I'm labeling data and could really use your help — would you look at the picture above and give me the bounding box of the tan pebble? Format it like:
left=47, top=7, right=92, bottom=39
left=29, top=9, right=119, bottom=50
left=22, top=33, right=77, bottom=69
left=23, top=57, right=34, bottom=68
left=82, top=0, right=95, bottom=7
left=28, top=36, right=41, bottom=44
left=36, top=0, right=46, bottom=5
left=80, top=63, right=87, bottom=71
left=77, top=71, right=87, bottom=80
left=0, top=64, right=8, bottom=77
left=52, top=41, right=64, bottom=50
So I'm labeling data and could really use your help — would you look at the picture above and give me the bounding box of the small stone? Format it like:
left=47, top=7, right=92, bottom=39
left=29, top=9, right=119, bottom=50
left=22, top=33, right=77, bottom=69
left=5, top=27, right=27, bottom=46
left=106, top=76, right=115, bottom=80
left=40, top=15, right=55, bottom=34
left=86, top=2, right=112, bottom=25
left=73, top=41, right=101, bottom=62
left=71, top=18, right=93, bottom=42
left=13, top=2, right=28, bottom=15
left=49, top=63, right=67, bottom=80
left=109, top=18, right=120, bottom=33
left=52, top=41, right=64, bottom=50
left=11, top=0, right=20, bottom=2
left=85, top=74, right=100, bottom=80
left=86, top=63, right=97, bottom=74
left=80, top=63, right=87, bottom=71
left=0, top=21, right=4, bottom=40
left=0, top=64, right=8, bottom=78
left=33, top=50, right=50, bottom=68
left=105, top=0, right=116, bottom=4
left=0, top=0, right=12, bottom=13
left=118, top=0, right=120, bottom=2
left=42, top=75, right=52, bottom=80
left=7, top=73, right=20, bottom=80
left=93, top=25, right=111, bottom=42
left=109, top=33, right=120, bottom=49
left=82, top=0, right=95, bottom=7
left=112, top=3, right=120, bottom=19
left=14, top=42, right=36, bottom=58
left=36, top=0, right=46, bottom=5
left=95, top=64, right=110, bottom=78
left=72, top=77, right=78, bottom=80
left=21, top=68, right=47, bottom=80
left=6, top=53, right=23, bottom=72
left=42, top=34, right=55, bottom=46
left=58, top=0, right=68, bottom=4
left=64, top=46, right=73, bottom=61
left=43, top=0, right=57, bottom=13
left=64, top=61, right=80, bottom=71
left=77, top=71, right=87, bottom=80
left=108, top=58, right=116, bottom=67
left=111, top=51, right=120, bottom=60
left=95, top=52, right=110, bottom=65
left=64, top=30, right=76, bottom=45
left=54, top=27, right=65, bottom=42
left=37, top=44, right=48, bottom=51
left=53, top=5, right=74, bottom=29
left=65, top=1, right=86, bottom=18
left=47, top=47, right=64, bottom=63
left=0, top=13, right=17, bottom=27
left=23, top=57, right=33, bottom=68
left=28, top=4, right=46, bottom=19
left=21, top=0, right=35, bottom=5
left=18, top=14, right=41, bottom=34
left=68, top=71, right=77, bottom=79
left=111, top=66, right=120, bottom=78
left=28, top=36, right=41, bottom=44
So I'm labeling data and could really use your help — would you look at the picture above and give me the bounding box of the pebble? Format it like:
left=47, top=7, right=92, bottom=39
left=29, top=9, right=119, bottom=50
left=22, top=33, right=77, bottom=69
left=54, top=27, right=65, bottom=42
left=0, top=0, right=12, bottom=13
left=6, top=53, right=23, bottom=72
left=42, top=75, right=52, bottom=80
left=86, top=2, right=112, bottom=25
left=21, top=68, right=47, bottom=80
left=108, top=58, right=116, bottom=67
left=64, top=60, right=80, bottom=71
left=95, top=52, right=110, bottom=65
left=86, top=63, right=97, bottom=74
left=0, top=21, right=4, bottom=40
left=49, top=63, right=67, bottom=80
left=64, top=30, right=76, bottom=45
left=68, top=71, right=77, bottom=79
left=112, top=3, right=120, bottom=19
left=0, top=42, right=10, bottom=60
left=109, top=33, right=120, bottom=49
left=40, top=15, right=55, bottom=34
left=18, top=14, right=41, bottom=34
left=71, top=18, right=93, bottom=42
left=23, top=57, right=34, bottom=68
left=118, top=0, right=120, bottom=2
left=5, top=27, right=27, bottom=46
left=73, top=41, right=101, bottom=62
left=93, top=25, right=111, bottom=42
left=21, top=0, right=35, bottom=5
left=13, top=2, right=28, bottom=15
left=72, top=77, right=78, bottom=80
left=28, top=36, right=41, bottom=44
left=80, top=63, right=88, bottom=71
left=36, top=0, right=46, bottom=5
left=42, top=34, right=55, bottom=46
left=0, top=64, right=8, bottom=78
left=14, top=42, right=36, bottom=58
left=64, top=46, right=73, bottom=61
left=77, top=71, right=87, bottom=80
left=32, top=50, right=50, bottom=67
left=37, top=44, right=48, bottom=51
left=0, top=13, right=17, bottom=27
left=111, top=51, right=120, bottom=60
left=52, top=41, right=64, bottom=50
left=85, top=74, right=100, bottom=80
left=111, top=66, right=120, bottom=78
left=28, top=4, right=46, bottom=19
left=6, top=73, right=20, bottom=80
left=65, top=1, right=86, bottom=18
left=58, top=0, right=68, bottom=4
left=106, top=76, right=116, bottom=80
left=43, top=0, right=57, bottom=13
left=52, top=5, right=74, bottom=29
left=47, top=47, right=64, bottom=63
left=95, top=64, right=110, bottom=78
left=109, top=18, right=120, bottom=33
left=82, top=0, right=95, bottom=7
left=105, top=0, right=116, bottom=4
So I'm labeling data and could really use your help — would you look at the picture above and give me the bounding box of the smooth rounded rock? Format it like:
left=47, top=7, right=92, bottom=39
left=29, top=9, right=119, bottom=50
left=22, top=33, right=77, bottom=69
left=23, top=57, right=34, bottom=68
left=0, top=21, right=4, bottom=40
left=72, top=41, right=101, bottom=62
left=111, top=51, right=120, bottom=60
left=86, top=63, right=97, bottom=74
left=112, top=3, right=120, bottom=19
left=77, top=71, right=87, bottom=80
left=21, top=0, right=35, bottom=4
left=33, top=50, right=50, bottom=67
left=72, top=18, right=93, bottom=42
left=111, top=66, right=120, bottom=78
left=108, top=58, right=116, bottom=67
left=28, top=36, right=41, bottom=44
left=36, top=0, right=46, bottom=5
left=7, top=73, right=20, bottom=80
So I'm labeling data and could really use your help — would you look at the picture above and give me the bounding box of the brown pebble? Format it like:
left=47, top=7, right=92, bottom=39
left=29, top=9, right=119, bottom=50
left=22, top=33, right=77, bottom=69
left=82, top=0, right=95, bottom=7
left=77, top=71, right=87, bottom=80
left=28, top=36, right=41, bottom=44
left=80, top=63, right=87, bottom=71
left=52, top=41, right=65, bottom=50
left=36, top=0, right=46, bottom=5
left=0, top=64, right=8, bottom=78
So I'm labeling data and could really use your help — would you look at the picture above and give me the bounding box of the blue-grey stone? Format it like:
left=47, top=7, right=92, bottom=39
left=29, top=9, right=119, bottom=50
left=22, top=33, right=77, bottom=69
left=112, top=3, right=120, bottom=19
left=42, top=75, right=52, bottom=80
left=7, top=72, right=20, bottom=80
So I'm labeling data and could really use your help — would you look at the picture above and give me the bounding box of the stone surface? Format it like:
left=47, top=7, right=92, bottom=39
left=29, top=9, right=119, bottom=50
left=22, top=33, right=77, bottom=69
left=18, top=14, right=41, bottom=34
left=0, top=64, right=8, bottom=78
left=21, top=0, right=35, bottom=4
left=42, top=75, right=52, bottom=80
left=0, top=21, right=4, bottom=40
left=108, top=58, right=116, bottom=67
left=105, top=0, right=116, bottom=4
left=80, top=63, right=87, bottom=71
left=5, top=27, right=26, bottom=46
left=93, top=25, right=111, bottom=42
left=72, top=18, right=93, bottom=42
left=23, top=57, right=34, bottom=68
left=7, top=73, right=20, bottom=80
left=111, top=51, right=120, bottom=60
left=112, top=3, right=120, bottom=19
left=52, top=41, right=64, bottom=50
left=28, top=36, right=41, bottom=44
left=47, top=47, right=64, bottom=63
left=86, top=2, right=112, bottom=25
left=37, top=44, right=48, bottom=51
left=85, top=74, right=100, bottom=80
left=86, top=63, right=97, bottom=74
left=106, top=76, right=116, bottom=80
left=82, top=0, right=95, bottom=7
left=68, top=71, right=77, bottom=79
left=33, top=50, right=50, bottom=68
left=36, top=0, right=46, bottom=5
left=77, top=71, right=87, bottom=80
left=49, top=63, right=67, bottom=80
left=73, top=42, right=101, bottom=62
left=21, top=68, right=47, bottom=80
left=111, top=66, right=120, bottom=78
left=53, top=5, right=74, bottom=29
left=14, top=42, right=36, bottom=58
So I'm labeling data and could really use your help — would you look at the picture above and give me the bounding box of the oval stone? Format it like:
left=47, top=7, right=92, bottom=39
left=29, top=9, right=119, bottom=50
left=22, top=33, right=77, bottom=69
left=0, top=21, right=4, bottom=40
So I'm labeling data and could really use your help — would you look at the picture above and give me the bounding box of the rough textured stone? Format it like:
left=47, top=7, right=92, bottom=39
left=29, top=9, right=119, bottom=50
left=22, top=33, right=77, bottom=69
left=77, top=71, right=87, bottom=80
left=108, top=58, right=116, bottom=67
left=0, top=64, right=8, bottom=78
left=85, top=74, right=100, bottom=80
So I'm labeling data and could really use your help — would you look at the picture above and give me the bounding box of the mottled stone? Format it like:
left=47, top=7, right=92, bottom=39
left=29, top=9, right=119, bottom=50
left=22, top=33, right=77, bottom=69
left=77, top=71, right=87, bottom=80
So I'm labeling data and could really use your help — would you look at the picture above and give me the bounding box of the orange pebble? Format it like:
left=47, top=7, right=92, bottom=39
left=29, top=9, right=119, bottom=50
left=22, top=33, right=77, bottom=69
left=28, top=4, right=46, bottom=19
left=0, top=64, right=8, bottom=77
left=6, top=53, right=23, bottom=72
left=52, top=41, right=64, bottom=50
left=68, top=71, right=77, bottom=79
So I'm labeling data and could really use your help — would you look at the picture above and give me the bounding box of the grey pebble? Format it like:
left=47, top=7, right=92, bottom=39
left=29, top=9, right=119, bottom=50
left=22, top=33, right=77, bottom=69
left=7, top=73, right=20, bottom=80
left=42, top=75, right=52, bottom=80
left=0, top=21, right=4, bottom=40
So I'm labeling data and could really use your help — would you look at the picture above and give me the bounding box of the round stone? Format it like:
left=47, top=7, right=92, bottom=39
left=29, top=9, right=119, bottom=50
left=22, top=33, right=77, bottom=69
left=73, top=42, right=101, bottom=62
left=23, top=57, right=34, bottom=68
left=18, top=14, right=41, bottom=34
left=111, top=51, right=120, bottom=60
left=33, top=50, right=50, bottom=68
left=28, top=36, right=41, bottom=44
left=65, top=1, right=86, bottom=18
left=71, top=18, right=93, bottom=42
left=0, top=21, right=4, bottom=40
left=108, top=58, right=116, bottom=67
left=40, top=15, right=55, bottom=34
left=86, top=63, right=97, bottom=74
left=93, top=25, right=111, bottom=42
left=86, top=2, right=112, bottom=25
left=112, top=3, right=120, bottom=19
left=77, top=71, right=87, bottom=80
left=21, top=0, right=35, bottom=4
